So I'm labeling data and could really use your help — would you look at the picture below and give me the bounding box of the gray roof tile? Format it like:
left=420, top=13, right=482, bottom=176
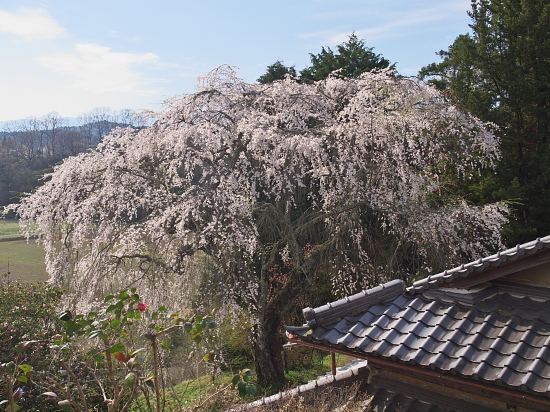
left=288, top=291, right=550, bottom=398
left=286, top=236, right=550, bottom=400
left=302, top=278, right=405, bottom=327
left=408, top=235, right=550, bottom=294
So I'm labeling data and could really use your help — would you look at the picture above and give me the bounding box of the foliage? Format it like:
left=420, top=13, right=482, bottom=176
left=10, top=65, right=507, bottom=384
left=0, top=109, right=148, bottom=208
left=0, top=281, right=63, bottom=411
left=258, top=33, right=394, bottom=85
left=0, top=282, right=63, bottom=362
left=0, top=286, right=221, bottom=412
left=419, top=0, right=550, bottom=244
left=299, top=33, right=394, bottom=82
left=257, top=61, right=297, bottom=84
left=231, top=369, right=257, bottom=398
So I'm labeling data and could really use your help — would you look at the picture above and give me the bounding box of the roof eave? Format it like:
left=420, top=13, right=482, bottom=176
left=287, top=333, right=550, bottom=409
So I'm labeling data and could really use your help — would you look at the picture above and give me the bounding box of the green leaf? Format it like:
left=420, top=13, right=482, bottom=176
left=231, top=375, right=240, bottom=387
left=92, top=353, right=105, bottom=363
left=203, top=353, right=210, bottom=362
left=58, top=310, right=72, bottom=321
left=104, top=294, right=115, bottom=303
left=110, top=319, right=121, bottom=328
left=123, top=372, right=136, bottom=388
left=158, top=306, right=167, bottom=312
left=106, top=304, right=118, bottom=313
left=88, top=329, right=107, bottom=339
left=18, top=364, right=32, bottom=373
left=246, top=384, right=258, bottom=397
left=118, top=291, right=130, bottom=300
left=6, top=403, right=21, bottom=411
left=5, top=361, right=15, bottom=373
left=108, top=342, right=125, bottom=353
left=57, top=400, right=71, bottom=411
left=237, top=381, right=247, bottom=398
left=17, top=376, right=28, bottom=383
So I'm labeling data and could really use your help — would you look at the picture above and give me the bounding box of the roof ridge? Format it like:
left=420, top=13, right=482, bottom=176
left=303, top=279, right=405, bottom=328
left=408, top=235, right=550, bottom=294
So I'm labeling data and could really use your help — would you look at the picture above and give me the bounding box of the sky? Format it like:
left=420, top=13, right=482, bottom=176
left=0, top=0, right=473, bottom=122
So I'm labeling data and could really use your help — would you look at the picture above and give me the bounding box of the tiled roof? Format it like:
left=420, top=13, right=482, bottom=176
left=286, top=235, right=550, bottom=401
left=303, top=279, right=405, bottom=327
left=287, top=290, right=550, bottom=398
left=408, top=235, right=550, bottom=294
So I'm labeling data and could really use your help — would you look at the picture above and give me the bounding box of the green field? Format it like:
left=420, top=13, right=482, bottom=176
left=0, top=238, right=48, bottom=282
left=0, top=219, right=21, bottom=236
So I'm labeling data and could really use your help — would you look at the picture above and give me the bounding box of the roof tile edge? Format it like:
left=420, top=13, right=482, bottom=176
left=407, top=235, right=550, bottom=295
left=303, top=278, right=405, bottom=328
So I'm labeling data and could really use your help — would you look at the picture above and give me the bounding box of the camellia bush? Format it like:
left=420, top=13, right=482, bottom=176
left=1, top=286, right=239, bottom=412
left=0, top=281, right=63, bottom=411
left=10, top=66, right=508, bottom=384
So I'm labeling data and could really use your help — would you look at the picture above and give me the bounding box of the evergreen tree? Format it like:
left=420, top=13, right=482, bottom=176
left=257, top=33, right=394, bottom=84
left=257, top=60, right=297, bottom=84
left=300, top=33, right=394, bottom=82
left=419, top=0, right=550, bottom=244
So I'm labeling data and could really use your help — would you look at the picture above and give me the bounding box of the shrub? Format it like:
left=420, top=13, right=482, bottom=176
left=0, top=280, right=63, bottom=411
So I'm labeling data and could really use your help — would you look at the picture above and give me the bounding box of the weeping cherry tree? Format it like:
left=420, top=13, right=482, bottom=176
left=11, top=66, right=507, bottom=384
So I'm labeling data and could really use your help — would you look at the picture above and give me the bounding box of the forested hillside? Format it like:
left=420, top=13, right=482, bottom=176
left=0, top=108, right=148, bottom=207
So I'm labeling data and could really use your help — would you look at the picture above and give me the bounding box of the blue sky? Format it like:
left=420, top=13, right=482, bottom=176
left=0, top=0, right=472, bottom=122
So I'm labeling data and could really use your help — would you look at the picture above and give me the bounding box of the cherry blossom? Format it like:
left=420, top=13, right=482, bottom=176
left=10, top=66, right=507, bottom=383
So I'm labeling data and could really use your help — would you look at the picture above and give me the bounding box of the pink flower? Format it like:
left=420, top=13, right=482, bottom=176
left=137, top=302, right=147, bottom=312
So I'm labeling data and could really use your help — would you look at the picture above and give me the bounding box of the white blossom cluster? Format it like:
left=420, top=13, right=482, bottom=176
left=10, top=66, right=507, bottom=311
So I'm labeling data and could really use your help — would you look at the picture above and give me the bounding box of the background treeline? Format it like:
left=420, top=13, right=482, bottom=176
left=0, top=108, right=148, bottom=207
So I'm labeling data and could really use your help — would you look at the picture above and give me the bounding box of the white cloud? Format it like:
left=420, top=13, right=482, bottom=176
left=36, top=43, right=160, bottom=94
left=0, top=8, right=65, bottom=39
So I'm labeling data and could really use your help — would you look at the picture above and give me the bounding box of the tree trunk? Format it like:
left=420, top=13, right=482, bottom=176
left=252, top=318, right=285, bottom=386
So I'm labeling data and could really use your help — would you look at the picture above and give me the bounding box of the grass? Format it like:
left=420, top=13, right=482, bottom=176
left=128, top=352, right=357, bottom=411
left=284, top=352, right=355, bottom=385
left=129, top=374, right=237, bottom=412
left=0, top=238, right=48, bottom=282
left=0, top=219, right=21, bottom=236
